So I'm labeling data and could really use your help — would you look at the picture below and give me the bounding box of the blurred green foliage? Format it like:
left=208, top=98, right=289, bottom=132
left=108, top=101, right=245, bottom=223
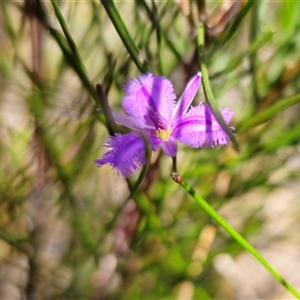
left=1, top=1, right=300, bottom=299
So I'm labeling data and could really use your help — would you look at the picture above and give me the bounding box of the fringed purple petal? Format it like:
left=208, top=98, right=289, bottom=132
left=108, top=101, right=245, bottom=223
left=122, top=73, right=176, bottom=126
left=172, top=72, right=202, bottom=121
left=94, top=133, right=147, bottom=177
left=172, top=104, right=234, bottom=148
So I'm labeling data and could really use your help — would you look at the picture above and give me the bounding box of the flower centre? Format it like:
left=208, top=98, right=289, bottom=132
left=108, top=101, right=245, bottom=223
left=156, top=126, right=172, bottom=141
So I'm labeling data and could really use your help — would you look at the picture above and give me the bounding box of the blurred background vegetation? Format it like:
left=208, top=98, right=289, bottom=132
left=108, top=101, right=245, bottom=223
left=1, top=0, right=300, bottom=299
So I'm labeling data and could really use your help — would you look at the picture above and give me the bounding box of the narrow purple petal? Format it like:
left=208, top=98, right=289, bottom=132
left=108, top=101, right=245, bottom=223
left=172, top=72, right=202, bottom=121
left=172, top=104, right=234, bottom=148
left=149, top=136, right=163, bottom=151
left=122, top=73, right=176, bottom=126
left=94, top=133, right=147, bottom=177
left=97, top=109, right=155, bottom=131
left=110, top=111, right=149, bottom=130
left=161, top=139, right=178, bottom=157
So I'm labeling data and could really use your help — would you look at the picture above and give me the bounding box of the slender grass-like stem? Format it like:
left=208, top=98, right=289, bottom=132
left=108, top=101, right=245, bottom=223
left=197, top=23, right=239, bottom=152
left=171, top=173, right=300, bottom=299
left=211, top=0, right=255, bottom=54
left=96, top=84, right=117, bottom=136
left=48, top=0, right=99, bottom=107
left=239, top=93, right=300, bottom=132
left=249, top=0, right=260, bottom=107
left=50, top=0, right=86, bottom=74
left=100, top=0, right=149, bottom=73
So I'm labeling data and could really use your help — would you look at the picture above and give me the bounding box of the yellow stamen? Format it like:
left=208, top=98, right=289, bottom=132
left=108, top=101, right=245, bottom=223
left=157, top=126, right=172, bottom=140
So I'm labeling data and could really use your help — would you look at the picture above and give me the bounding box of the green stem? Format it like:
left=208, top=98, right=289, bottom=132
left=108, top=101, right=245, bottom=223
left=171, top=173, right=300, bottom=299
left=239, top=93, right=300, bottom=132
left=47, top=1, right=98, bottom=104
left=249, top=0, right=260, bottom=107
left=150, top=0, right=163, bottom=74
left=100, top=0, right=149, bottom=73
left=211, top=29, right=273, bottom=79
left=50, top=0, right=86, bottom=73
left=211, top=0, right=255, bottom=54
left=197, top=23, right=239, bottom=152
left=95, top=84, right=117, bottom=135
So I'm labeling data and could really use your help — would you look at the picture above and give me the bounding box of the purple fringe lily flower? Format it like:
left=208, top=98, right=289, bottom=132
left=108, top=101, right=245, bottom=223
left=95, top=72, right=234, bottom=177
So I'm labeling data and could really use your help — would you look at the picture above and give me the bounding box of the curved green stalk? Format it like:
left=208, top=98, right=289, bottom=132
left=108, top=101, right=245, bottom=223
left=249, top=0, right=260, bottom=107
left=100, top=0, right=149, bottom=73
left=211, top=0, right=254, bottom=54
left=239, top=93, right=300, bottom=132
left=50, top=0, right=86, bottom=73
left=96, top=84, right=117, bottom=136
left=48, top=1, right=98, bottom=106
left=151, top=0, right=163, bottom=74
left=197, top=23, right=239, bottom=152
left=171, top=173, right=300, bottom=299
left=211, top=29, right=273, bottom=79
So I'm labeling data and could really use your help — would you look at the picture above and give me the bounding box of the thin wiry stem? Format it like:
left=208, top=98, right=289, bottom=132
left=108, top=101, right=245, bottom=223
left=100, top=0, right=149, bottom=73
left=197, top=23, right=239, bottom=151
left=171, top=173, right=300, bottom=299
